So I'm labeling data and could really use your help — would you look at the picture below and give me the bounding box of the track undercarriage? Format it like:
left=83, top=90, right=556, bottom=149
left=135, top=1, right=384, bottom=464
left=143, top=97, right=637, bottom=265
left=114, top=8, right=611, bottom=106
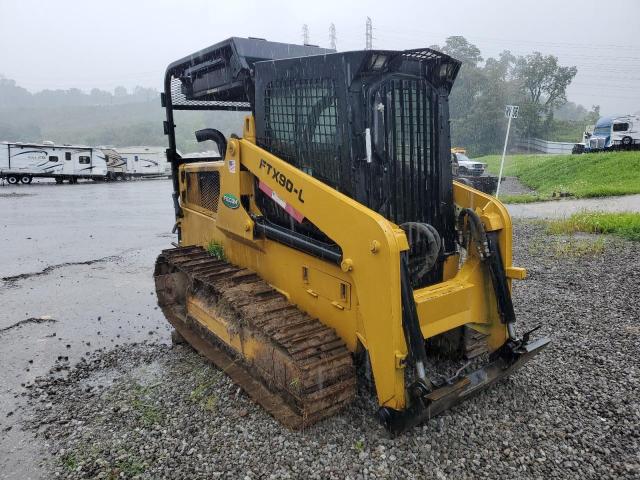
left=154, top=246, right=356, bottom=429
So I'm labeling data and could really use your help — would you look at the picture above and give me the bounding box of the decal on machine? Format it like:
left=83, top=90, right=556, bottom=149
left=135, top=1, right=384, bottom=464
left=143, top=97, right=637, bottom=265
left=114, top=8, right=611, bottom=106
left=222, top=193, right=240, bottom=209
left=258, top=181, right=305, bottom=224
left=258, top=158, right=305, bottom=204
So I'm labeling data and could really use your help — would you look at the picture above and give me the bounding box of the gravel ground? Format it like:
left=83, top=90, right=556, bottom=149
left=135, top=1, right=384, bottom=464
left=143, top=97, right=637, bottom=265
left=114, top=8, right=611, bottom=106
left=497, top=176, right=535, bottom=196
left=20, top=222, right=640, bottom=479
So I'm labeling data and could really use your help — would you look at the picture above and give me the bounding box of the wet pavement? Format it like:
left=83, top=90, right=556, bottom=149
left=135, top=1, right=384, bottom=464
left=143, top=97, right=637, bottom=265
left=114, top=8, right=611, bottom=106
left=506, top=194, right=640, bottom=219
left=0, top=180, right=175, bottom=479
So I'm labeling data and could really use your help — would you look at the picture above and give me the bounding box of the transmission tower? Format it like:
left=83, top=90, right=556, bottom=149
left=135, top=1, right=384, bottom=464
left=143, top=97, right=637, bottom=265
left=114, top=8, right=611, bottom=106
left=302, top=24, right=310, bottom=45
left=365, top=17, right=373, bottom=50
left=329, top=23, right=337, bottom=50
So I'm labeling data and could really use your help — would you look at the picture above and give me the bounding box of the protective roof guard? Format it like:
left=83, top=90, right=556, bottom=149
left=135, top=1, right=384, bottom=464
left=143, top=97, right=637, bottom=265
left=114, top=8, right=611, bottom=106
left=164, top=37, right=335, bottom=109
left=163, top=37, right=461, bottom=111
left=388, top=48, right=461, bottom=91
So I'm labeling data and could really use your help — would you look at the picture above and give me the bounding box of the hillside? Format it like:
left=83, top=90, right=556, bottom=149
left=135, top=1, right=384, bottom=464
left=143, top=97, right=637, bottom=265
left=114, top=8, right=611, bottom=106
left=479, top=151, right=640, bottom=199
left=0, top=102, right=245, bottom=153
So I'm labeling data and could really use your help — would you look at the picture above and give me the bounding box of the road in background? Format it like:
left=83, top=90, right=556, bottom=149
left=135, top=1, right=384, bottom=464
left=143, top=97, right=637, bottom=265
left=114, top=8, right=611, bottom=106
left=507, top=194, right=640, bottom=219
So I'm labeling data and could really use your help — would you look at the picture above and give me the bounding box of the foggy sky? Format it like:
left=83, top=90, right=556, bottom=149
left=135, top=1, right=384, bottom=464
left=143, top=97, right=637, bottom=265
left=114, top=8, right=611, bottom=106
left=1, top=0, right=638, bottom=115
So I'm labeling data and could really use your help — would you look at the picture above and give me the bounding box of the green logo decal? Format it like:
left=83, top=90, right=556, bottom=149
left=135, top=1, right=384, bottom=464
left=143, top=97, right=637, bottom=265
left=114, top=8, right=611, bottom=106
left=222, top=193, right=240, bottom=209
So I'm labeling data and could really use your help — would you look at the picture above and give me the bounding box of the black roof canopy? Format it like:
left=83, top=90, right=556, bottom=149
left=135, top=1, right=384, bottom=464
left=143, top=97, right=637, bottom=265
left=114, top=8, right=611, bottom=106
left=166, top=37, right=335, bottom=105
left=164, top=37, right=460, bottom=111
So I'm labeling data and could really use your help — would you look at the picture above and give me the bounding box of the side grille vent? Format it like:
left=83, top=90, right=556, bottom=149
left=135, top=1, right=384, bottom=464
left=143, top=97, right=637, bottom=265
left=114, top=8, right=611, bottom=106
left=186, top=171, right=220, bottom=213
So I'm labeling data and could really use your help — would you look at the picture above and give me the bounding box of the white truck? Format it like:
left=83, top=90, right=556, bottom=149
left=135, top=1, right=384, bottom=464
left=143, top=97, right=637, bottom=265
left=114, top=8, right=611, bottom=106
left=0, top=141, right=108, bottom=184
left=585, top=115, right=640, bottom=151
left=114, top=146, right=170, bottom=179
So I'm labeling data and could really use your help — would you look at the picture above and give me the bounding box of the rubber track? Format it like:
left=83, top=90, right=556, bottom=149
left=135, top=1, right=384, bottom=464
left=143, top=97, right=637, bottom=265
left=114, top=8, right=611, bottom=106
left=154, top=246, right=356, bottom=429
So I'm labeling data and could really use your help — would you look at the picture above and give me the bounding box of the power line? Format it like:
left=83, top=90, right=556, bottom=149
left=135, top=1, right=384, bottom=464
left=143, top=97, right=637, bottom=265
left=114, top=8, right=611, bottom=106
left=374, top=23, right=639, bottom=51
left=373, top=28, right=640, bottom=63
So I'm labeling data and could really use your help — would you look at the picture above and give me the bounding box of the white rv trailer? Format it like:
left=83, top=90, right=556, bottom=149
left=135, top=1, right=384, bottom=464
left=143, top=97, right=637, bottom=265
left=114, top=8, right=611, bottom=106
left=114, top=146, right=169, bottom=179
left=0, top=141, right=108, bottom=184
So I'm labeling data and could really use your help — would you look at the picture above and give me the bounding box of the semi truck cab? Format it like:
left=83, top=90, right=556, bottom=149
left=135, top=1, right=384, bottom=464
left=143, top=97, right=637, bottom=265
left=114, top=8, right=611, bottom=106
left=588, top=115, right=639, bottom=150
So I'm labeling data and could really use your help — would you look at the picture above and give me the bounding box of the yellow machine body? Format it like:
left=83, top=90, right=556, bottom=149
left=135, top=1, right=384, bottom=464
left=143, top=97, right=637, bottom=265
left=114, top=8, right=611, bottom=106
left=175, top=117, right=525, bottom=411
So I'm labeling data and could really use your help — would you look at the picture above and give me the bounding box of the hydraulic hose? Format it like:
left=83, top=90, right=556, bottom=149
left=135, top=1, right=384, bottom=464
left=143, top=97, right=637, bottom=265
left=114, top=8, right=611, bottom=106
left=457, top=209, right=517, bottom=335
left=457, top=208, right=489, bottom=259
left=400, top=257, right=431, bottom=387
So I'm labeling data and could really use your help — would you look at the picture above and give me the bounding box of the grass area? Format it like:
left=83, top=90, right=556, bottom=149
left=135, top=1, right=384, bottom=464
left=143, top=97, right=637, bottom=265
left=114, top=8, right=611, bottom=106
left=547, top=212, right=640, bottom=241
left=61, top=452, right=78, bottom=471
left=551, top=237, right=606, bottom=257
left=127, top=382, right=165, bottom=427
left=190, top=367, right=222, bottom=412
left=478, top=151, right=640, bottom=200
left=111, top=458, right=146, bottom=477
left=527, top=228, right=607, bottom=257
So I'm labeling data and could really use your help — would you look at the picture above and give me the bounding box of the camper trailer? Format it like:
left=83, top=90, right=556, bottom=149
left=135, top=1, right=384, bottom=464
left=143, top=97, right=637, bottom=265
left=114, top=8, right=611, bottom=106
left=0, top=142, right=108, bottom=184
left=114, top=146, right=169, bottom=178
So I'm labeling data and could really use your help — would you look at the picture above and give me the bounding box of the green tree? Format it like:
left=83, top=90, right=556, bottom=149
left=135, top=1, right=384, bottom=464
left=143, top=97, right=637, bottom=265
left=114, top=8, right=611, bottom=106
left=434, top=36, right=483, bottom=66
left=585, top=105, right=601, bottom=124
left=438, top=39, right=518, bottom=155
left=512, top=52, right=577, bottom=138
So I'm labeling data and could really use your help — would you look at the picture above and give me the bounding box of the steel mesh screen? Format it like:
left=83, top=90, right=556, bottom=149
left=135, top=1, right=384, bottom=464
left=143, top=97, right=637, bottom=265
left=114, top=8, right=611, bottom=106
left=383, top=78, right=434, bottom=225
left=401, top=49, right=446, bottom=62
left=169, top=76, right=251, bottom=110
left=260, top=78, right=340, bottom=186
left=186, top=171, right=220, bottom=213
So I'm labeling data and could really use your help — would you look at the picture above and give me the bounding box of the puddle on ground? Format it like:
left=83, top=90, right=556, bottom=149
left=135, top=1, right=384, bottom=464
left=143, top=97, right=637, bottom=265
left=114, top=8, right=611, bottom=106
left=78, top=368, right=122, bottom=390
left=129, top=360, right=166, bottom=386
left=77, top=359, right=166, bottom=391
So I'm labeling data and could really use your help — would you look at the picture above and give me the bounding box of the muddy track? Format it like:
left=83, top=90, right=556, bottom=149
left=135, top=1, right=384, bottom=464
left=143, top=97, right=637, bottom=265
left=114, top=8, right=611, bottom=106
left=154, top=246, right=357, bottom=429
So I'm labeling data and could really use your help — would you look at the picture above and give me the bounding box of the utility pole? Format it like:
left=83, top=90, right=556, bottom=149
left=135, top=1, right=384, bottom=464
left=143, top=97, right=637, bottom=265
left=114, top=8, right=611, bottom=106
left=496, top=105, right=519, bottom=198
left=365, top=17, right=373, bottom=50
left=302, top=24, right=310, bottom=45
left=329, top=23, right=337, bottom=50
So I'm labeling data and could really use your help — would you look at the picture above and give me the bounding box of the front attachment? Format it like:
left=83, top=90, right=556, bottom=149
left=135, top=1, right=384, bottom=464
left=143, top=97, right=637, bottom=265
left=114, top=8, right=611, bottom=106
left=378, top=335, right=550, bottom=436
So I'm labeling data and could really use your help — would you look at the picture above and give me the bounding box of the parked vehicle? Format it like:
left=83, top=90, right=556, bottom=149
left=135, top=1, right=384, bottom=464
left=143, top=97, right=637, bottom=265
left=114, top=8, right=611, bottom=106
left=571, top=125, right=594, bottom=154
left=450, top=148, right=498, bottom=194
left=0, top=141, right=107, bottom=184
left=576, top=115, right=640, bottom=152
left=114, top=146, right=170, bottom=178
left=451, top=149, right=487, bottom=176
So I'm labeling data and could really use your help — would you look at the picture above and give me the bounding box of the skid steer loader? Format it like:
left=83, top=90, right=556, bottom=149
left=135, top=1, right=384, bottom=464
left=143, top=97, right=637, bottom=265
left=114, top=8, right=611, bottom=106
left=154, top=37, right=549, bottom=435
